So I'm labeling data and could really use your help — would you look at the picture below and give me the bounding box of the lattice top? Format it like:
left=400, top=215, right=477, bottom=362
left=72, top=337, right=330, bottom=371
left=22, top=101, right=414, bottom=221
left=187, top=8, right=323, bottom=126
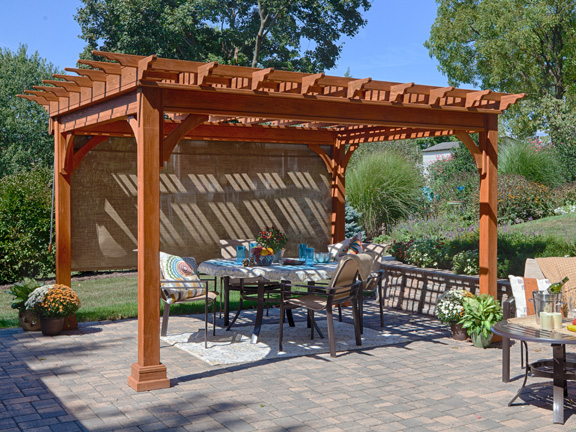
left=19, top=51, right=525, bottom=128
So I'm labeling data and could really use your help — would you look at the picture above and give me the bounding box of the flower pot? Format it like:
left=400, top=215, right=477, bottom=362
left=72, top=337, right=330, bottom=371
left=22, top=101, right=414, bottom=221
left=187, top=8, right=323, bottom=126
left=450, top=322, right=469, bottom=341
left=40, top=317, right=64, bottom=336
left=63, top=314, right=78, bottom=331
left=272, top=249, right=284, bottom=263
left=471, top=332, right=493, bottom=348
left=19, top=310, right=41, bottom=331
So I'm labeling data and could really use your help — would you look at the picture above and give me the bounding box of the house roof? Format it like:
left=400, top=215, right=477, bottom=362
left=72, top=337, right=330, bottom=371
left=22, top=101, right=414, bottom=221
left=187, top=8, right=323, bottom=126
left=422, top=141, right=461, bottom=153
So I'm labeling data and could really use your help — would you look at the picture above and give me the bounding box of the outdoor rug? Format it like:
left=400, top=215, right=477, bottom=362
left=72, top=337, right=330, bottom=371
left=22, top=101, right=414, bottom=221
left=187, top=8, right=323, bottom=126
left=161, top=320, right=407, bottom=366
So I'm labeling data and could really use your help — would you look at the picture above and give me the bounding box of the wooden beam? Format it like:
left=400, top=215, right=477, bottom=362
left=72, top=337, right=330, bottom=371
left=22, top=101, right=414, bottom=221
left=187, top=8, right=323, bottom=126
left=23, top=90, right=59, bottom=102
left=58, top=91, right=138, bottom=133
left=302, top=73, right=325, bottom=94
left=465, top=89, right=491, bottom=108
left=390, top=83, right=415, bottom=102
left=78, top=59, right=122, bottom=75
left=500, top=93, right=526, bottom=110
left=429, top=86, right=455, bottom=105
left=162, top=114, right=208, bottom=161
left=127, top=86, right=170, bottom=392
left=54, top=122, right=71, bottom=288
left=347, top=78, right=372, bottom=99
left=454, top=130, right=483, bottom=173
left=308, top=144, right=334, bottom=175
left=72, top=120, right=336, bottom=146
left=65, top=67, right=108, bottom=83
left=160, top=86, right=487, bottom=131
left=62, top=134, right=75, bottom=176
left=478, top=114, right=498, bottom=298
left=73, top=136, right=109, bottom=170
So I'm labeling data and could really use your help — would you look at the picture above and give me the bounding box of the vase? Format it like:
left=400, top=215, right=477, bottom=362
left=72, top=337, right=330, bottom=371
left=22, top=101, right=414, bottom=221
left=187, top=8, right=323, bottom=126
left=471, top=332, right=493, bottom=348
left=40, top=317, right=65, bottom=336
left=19, top=310, right=41, bottom=331
left=450, top=322, right=469, bottom=341
left=272, top=249, right=284, bottom=263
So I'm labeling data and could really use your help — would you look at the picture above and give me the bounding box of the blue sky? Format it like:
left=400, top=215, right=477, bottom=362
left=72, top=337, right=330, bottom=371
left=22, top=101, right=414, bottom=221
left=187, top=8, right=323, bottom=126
left=0, top=1, right=450, bottom=87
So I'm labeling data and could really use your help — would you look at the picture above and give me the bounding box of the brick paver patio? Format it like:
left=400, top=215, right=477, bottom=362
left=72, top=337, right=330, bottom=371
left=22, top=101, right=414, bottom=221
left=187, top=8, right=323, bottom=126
left=1, top=303, right=575, bottom=431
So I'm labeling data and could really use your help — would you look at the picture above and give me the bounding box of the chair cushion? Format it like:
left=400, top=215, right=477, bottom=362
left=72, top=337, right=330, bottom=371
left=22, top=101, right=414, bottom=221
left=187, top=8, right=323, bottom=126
left=160, top=252, right=205, bottom=299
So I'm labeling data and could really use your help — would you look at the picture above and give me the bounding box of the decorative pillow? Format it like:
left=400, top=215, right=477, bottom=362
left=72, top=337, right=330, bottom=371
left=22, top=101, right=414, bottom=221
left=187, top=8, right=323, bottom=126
left=338, top=233, right=363, bottom=257
left=508, top=275, right=550, bottom=317
left=159, top=252, right=205, bottom=299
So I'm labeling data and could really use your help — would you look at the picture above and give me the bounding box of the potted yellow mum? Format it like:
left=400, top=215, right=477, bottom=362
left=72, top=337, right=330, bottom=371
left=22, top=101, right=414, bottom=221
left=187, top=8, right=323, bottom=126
left=25, top=284, right=81, bottom=336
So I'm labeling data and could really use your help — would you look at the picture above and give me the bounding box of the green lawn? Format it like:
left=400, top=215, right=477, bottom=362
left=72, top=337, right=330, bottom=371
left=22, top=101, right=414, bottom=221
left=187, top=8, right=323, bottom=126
left=0, top=275, right=247, bottom=329
left=507, top=212, right=576, bottom=240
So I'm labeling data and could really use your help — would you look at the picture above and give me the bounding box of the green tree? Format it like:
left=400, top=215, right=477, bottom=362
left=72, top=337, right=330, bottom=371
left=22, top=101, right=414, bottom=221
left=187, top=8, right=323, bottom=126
left=0, top=45, right=58, bottom=177
left=0, top=167, right=55, bottom=284
left=75, top=0, right=372, bottom=72
left=426, top=0, right=576, bottom=100
left=425, top=0, right=576, bottom=179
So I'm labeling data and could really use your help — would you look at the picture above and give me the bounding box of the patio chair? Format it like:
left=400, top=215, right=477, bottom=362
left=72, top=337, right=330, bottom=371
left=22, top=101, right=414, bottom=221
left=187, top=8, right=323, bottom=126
left=279, top=256, right=363, bottom=357
left=159, top=252, right=218, bottom=348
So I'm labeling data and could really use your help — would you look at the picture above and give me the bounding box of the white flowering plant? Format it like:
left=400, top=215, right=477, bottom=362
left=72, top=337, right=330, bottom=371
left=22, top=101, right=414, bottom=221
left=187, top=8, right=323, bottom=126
left=435, top=289, right=474, bottom=324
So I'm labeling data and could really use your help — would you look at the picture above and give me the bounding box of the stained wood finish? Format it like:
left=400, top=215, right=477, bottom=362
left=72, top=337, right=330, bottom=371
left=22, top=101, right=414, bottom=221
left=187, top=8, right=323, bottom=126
left=127, top=87, right=170, bottom=392
left=54, top=122, right=72, bottom=288
left=17, top=50, right=524, bottom=391
left=478, top=115, right=498, bottom=298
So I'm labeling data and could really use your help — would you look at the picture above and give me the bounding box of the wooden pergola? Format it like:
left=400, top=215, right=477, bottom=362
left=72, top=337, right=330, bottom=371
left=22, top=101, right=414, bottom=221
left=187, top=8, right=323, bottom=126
left=20, top=51, right=524, bottom=391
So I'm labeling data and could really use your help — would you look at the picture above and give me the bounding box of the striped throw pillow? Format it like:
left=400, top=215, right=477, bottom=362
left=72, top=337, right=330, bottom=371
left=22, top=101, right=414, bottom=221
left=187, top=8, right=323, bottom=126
left=159, top=252, right=205, bottom=300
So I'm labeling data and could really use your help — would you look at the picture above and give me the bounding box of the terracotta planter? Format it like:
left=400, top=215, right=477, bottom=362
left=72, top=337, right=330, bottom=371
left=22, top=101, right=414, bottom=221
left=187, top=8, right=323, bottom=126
left=40, top=317, right=64, bottom=336
left=19, top=310, right=41, bottom=331
left=450, top=322, right=469, bottom=341
left=63, top=314, right=78, bottom=331
left=471, top=332, right=493, bottom=348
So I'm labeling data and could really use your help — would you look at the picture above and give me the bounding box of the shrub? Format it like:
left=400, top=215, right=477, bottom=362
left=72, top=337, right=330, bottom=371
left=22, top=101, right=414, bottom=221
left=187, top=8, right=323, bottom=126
left=389, top=224, right=569, bottom=278
left=346, top=150, right=424, bottom=237
left=344, top=202, right=365, bottom=239
left=405, top=238, right=451, bottom=269
left=498, top=174, right=556, bottom=225
left=0, top=167, right=54, bottom=284
left=452, top=250, right=479, bottom=275
left=498, top=140, right=565, bottom=187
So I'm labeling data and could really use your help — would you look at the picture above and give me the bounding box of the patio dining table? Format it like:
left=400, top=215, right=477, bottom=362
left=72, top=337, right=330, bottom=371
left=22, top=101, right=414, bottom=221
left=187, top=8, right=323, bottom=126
left=198, top=259, right=339, bottom=343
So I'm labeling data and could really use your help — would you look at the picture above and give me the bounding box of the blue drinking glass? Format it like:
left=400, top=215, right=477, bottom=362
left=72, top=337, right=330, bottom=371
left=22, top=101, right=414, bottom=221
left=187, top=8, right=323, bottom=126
left=236, top=245, right=246, bottom=264
left=299, top=243, right=308, bottom=260
left=249, top=242, right=258, bottom=257
left=305, top=247, right=315, bottom=265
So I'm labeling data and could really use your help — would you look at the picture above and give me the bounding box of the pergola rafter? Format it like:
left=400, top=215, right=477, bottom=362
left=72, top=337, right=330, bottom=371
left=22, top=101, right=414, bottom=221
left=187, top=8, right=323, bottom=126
left=20, top=51, right=525, bottom=392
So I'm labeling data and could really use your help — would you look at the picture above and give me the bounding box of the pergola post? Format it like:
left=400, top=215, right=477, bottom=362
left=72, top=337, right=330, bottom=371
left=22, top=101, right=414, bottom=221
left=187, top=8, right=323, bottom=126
left=478, top=115, right=498, bottom=297
left=331, top=139, right=346, bottom=243
left=54, top=121, right=72, bottom=288
left=127, top=87, right=170, bottom=392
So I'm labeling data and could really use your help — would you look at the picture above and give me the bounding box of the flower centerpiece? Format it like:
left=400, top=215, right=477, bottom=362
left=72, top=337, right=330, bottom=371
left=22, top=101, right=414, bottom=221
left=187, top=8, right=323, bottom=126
left=435, top=289, right=474, bottom=340
left=25, top=284, right=81, bottom=336
left=256, top=226, right=287, bottom=263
